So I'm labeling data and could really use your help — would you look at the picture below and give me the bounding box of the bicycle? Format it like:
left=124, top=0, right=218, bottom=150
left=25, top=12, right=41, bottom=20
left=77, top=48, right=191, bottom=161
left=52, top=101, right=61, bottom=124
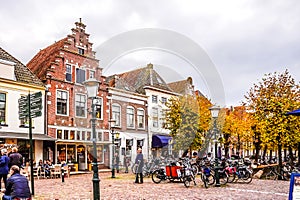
left=265, top=165, right=289, bottom=180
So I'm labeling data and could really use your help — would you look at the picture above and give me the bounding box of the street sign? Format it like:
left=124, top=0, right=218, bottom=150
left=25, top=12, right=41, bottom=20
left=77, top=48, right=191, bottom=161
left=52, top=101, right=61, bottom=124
left=30, top=91, right=42, bottom=99
left=18, top=92, right=43, bottom=119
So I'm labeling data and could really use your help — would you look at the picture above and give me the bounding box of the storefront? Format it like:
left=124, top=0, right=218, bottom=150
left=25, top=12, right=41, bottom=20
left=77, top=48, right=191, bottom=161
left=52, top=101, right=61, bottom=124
left=0, top=133, right=56, bottom=165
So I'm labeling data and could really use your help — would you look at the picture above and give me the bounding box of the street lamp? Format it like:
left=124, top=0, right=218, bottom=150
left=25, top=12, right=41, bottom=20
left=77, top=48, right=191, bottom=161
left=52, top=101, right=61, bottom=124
left=209, top=105, right=221, bottom=187
left=83, top=78, right=100, bottom=200
left=109, top=119, right=118, bottom=178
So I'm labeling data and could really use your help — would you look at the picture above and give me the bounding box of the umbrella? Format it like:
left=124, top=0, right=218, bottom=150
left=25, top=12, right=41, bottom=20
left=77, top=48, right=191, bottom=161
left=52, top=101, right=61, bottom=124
left=286, top=109, right=300, bottom=116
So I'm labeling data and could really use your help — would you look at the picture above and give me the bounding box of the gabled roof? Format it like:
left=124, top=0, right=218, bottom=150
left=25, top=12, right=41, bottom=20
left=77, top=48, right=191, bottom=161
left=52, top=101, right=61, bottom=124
left=168, top=77, right=194, bottom=95
left=0, top=47, right=44, bottom=87
left=27, top=38, right=67, bottom=81
left=109, top=63, right=173, bottom=94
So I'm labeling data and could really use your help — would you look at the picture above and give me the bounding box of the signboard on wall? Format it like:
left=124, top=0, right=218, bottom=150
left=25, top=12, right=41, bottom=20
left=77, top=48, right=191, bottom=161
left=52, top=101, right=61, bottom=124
left=289, top=173, right=300, bottom=200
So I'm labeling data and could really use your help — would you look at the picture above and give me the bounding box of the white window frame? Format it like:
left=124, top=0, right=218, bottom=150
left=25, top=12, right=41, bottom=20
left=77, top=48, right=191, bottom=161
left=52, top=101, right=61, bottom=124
left=56, top=90, right=69, bottom=116
left=112, top=104, right=121, bottom=127
left=75, top=93, right=87, bottom=118
left=126, top=106, right=135, bottom=128
left=137, top=108, right=145, bottom=129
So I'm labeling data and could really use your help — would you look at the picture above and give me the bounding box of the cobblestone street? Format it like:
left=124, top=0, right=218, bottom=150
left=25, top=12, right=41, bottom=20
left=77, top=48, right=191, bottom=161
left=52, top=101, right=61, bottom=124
left=20, top=172, right=290, bottom=200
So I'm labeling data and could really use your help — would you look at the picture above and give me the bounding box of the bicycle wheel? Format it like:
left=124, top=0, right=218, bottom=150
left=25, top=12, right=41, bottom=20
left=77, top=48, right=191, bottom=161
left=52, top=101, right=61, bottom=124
left=219, top=171, right=229, bottom=185
left=191, top=164, right=199, bottom=175
left=200, top=174, right=208, bottom=188
left=281, top=171, right=290, bottom=181
left=265, top=171, right=277, bottom=180
left=241, top=171, right=252, bottom=184
left=227, top=172, right=236, bottom=183
left=183, top=177, right=190, bottom=188
left=151, top=169, right=162, bottom=184
left=207, top=174, right=215, bottom=185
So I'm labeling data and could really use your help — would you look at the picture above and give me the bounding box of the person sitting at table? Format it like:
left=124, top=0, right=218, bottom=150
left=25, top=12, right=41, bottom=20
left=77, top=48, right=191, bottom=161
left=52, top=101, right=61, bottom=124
left=43, top=160, right=51, bottom=178
left=37, top=159, right=44, bottom=176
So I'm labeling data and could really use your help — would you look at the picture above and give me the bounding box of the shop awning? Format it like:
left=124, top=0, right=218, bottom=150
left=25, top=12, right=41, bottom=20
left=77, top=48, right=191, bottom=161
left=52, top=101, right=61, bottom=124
left=152, top=135, right=172, bottom=148
left=0, top=132, right=56, bottom=141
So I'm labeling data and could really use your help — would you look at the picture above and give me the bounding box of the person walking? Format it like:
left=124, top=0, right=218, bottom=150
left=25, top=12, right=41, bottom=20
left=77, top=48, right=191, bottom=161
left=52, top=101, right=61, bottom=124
left=8, top=147, right=22, bottom=169
left=1, top=165, right=31, bottom=200
left=134, top=148, right=144, bottom=184
left=0, top=149, right=9, bottom=191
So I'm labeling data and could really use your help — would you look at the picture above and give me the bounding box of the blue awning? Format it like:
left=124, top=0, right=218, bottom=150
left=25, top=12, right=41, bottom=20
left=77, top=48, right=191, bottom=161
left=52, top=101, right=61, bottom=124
left=152, top=135, right=172, bottom=148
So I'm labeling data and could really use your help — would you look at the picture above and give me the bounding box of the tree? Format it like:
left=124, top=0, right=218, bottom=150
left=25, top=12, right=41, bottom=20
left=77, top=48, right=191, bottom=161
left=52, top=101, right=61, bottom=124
left=244, top=69, right=300, bottom=167
left=165, top=94, right=211, bottom=155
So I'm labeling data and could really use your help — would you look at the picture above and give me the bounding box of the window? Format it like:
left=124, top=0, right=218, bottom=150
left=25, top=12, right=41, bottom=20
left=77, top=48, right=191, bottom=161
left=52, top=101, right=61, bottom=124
left=126, top=107, right=135, bottom=128
left=76, top=131, right=81, bottom=140
left=162, top=109, right=167, bottom=128
left=57, top=130, right=62, bottom=139
left=78, top=48, right=84, bottom=55
left=97, top=132, right=102, bottom=141
left=56, top=90, right=68, bottom=115
left=152, top=107, right=158, bottom=128
left=0, top=93, right=6, bottom=124
left=81, top=131, right=86, bottom=140
left=64, top=130, right=68, bottom=140
left=87, top=131, right=91, bottom=141
left=152, top=95, right=158, bottom=103
left=70, top=131, right=75, bottom=140
left=75, top=94, right=86, bottom=117
left=112, top=104, right=121, bottom=126
left=137, top=109, right=145, bottom=129
left=76, top=68, right=86, bottom=84
left=66, top=64, right=72, bottom=82
left=94, top=98, right=103, bottom=119
left=161, top=97, right=167, bottom=105
left=89, top=70, right=95, bottom=78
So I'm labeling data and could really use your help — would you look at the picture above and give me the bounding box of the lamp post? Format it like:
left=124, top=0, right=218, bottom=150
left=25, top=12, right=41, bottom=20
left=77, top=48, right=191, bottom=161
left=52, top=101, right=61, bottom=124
left=109, top=119, right=117, bottom=178
left=209, top=105, right=221, bottom=187
left=83, top=78, right=100, bottom=200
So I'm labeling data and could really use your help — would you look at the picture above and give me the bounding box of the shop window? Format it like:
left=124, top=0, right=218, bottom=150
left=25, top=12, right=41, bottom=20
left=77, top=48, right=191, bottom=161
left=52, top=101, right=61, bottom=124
left=67, top=145, right=76, bottom=163
left=57, top=144, right=66, bottom=163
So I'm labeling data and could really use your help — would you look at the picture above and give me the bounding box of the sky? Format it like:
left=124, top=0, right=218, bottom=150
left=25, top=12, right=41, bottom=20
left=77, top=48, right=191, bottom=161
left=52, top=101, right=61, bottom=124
left=1, top=0, right=299, bottom=107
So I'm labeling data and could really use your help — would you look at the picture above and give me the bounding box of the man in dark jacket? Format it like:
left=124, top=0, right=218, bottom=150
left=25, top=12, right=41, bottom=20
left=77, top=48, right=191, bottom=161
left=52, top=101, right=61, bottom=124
left=134, top=148, right=144, bottom=184
left=1, top=165, right=31, bottom=200
left=8, top=147, right=23, bottom=169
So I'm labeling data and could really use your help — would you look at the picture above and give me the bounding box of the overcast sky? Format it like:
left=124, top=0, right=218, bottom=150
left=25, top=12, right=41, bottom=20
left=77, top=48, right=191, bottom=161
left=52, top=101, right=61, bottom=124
left=1, top=0, right=299, bottom=107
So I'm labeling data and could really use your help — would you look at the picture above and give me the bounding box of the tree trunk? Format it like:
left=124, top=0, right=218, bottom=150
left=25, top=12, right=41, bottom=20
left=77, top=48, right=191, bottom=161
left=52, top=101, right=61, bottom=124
left=262, top=145, right=268, bottom=161
left=284, top=148, right=287, bottom=162
left=269, top=150, right=273, bottom=162
left=288, top=146, right=294, bottom=166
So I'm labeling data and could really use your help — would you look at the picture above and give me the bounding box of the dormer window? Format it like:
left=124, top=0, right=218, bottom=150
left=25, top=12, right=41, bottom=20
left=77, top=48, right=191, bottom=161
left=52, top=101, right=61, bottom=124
left=78, top=48, right=84, bottom=55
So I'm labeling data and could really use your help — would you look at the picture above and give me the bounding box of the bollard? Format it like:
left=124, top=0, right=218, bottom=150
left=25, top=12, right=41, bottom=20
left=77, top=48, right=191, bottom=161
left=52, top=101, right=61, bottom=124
left=61, top=168, right=65, bottom=183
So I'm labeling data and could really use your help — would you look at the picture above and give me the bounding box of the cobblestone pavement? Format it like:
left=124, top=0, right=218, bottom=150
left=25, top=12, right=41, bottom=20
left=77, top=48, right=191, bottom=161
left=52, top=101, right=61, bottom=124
left=7, top=172, right=291, bottom=200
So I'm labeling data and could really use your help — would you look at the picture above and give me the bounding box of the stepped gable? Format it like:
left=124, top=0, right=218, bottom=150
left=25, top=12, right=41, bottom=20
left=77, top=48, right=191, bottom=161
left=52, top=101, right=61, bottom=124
left=27, top=38, right=67, bottom=81
left=27, top=19, right=98, bottom=82
left=0, top=47, right=44, bottom=87
left=116, top=63, right=173, bottom=94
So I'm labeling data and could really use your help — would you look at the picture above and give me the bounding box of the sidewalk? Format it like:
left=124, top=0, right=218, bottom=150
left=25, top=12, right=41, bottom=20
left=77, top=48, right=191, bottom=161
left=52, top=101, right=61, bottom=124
left=2, top=172, right=291, bottom=200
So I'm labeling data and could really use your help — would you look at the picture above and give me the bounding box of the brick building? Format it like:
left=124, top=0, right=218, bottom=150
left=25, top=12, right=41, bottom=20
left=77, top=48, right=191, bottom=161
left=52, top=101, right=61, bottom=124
left=27, top=19, right=110, bottom=170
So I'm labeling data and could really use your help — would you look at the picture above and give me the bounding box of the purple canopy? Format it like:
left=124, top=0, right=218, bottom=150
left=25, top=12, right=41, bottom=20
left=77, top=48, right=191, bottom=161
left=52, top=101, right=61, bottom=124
left=286, top=109, right=300, bottom=116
